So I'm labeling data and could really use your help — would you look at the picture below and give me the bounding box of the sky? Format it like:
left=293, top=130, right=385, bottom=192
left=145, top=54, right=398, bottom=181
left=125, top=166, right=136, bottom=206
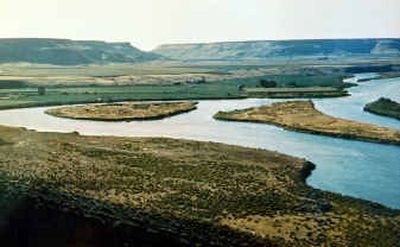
left=0, top=0, right=399, bottom=50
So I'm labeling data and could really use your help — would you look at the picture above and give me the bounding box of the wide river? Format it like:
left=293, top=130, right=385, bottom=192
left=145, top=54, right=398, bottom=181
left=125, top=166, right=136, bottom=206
left=0, top=76, right=399, bottom=208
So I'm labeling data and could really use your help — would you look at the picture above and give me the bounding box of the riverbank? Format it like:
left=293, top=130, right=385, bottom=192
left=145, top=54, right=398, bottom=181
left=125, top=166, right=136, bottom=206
left=1, top=125, right=399, bottom=246
left=364, top=98, right=400, bottom=120
left=214, top=101, right=400, bottom=145
left=45, top=102, right=198, bottom=121
left=244, top=87, right=349, bottom=98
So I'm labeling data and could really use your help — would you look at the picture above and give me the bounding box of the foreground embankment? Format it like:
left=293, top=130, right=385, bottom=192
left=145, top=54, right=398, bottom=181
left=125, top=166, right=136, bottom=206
left=0, top=125, right=399, bottom=246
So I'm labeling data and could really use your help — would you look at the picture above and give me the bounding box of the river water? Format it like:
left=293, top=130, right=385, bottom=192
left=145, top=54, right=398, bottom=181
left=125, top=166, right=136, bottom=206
left=0, top=76, right=399, bottom=208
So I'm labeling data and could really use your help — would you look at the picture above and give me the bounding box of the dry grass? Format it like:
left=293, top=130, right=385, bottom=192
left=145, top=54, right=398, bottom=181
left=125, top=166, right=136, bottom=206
left=0, top=125, right=399, bottom=245
left=214, top=100, right=400, bottom=145
left=45, top=101, right=197, bottom=121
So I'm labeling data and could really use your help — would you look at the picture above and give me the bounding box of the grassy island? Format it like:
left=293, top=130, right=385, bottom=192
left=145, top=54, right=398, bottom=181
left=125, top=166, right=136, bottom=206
left=0, top=125, right=399, bottom=246
left=214, top=101, right=400, bottom=145
left=364, top=97, right=400, bottom=120
left=45, top=101, right=197, bottom=121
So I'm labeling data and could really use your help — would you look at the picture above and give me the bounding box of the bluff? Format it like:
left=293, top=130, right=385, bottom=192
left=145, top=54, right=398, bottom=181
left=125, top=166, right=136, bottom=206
left=0, top=38, right=162, bottom=65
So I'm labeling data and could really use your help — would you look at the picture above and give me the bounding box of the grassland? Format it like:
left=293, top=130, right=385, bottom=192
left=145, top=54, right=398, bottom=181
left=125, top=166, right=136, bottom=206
left=45, top=101, right=197, bottom=121
left=0, top=84, right=245, bottom=110
left=364, top=98, right=400, bottom=120
left=0, top=125, right=399, bottom=246
left=0, top=81, right=348, bottom=111
left=0, top=62, right=350, bottom=89
left=214, top=101, right=400, bottom=145
left=0, top=63, right=227, bottom=87
left=0, top=64, right=352, bottom=110
left=1, top=61, right=400, bottom=110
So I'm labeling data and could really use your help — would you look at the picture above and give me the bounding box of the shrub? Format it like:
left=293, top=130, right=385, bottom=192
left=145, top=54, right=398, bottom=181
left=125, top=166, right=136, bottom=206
left=260, top=79, right=277, bottom=88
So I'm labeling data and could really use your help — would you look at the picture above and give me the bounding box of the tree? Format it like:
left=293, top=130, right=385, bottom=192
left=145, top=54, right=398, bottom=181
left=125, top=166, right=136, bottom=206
left=198, top=76, right=206, bottom=84
left=260, top=79, right=277, bottom=88
left=38, top=86, right=46, bottom=96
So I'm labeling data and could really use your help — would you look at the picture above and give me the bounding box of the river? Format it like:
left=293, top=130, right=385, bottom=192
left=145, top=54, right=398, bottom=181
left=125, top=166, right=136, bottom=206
left=0, top=76, right=399, bottom=208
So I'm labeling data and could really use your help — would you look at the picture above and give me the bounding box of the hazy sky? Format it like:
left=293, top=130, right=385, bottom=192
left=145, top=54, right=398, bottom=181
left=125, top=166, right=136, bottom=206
left=1, top=0, right=399, bottom=50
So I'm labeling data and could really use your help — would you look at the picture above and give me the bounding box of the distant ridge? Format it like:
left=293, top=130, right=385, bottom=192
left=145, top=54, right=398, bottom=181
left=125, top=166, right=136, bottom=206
left=0, top=38, right=162, bottom=65
left=152, top=38, right=400, bottom=61
left=1, top=38, right=399, bottom=64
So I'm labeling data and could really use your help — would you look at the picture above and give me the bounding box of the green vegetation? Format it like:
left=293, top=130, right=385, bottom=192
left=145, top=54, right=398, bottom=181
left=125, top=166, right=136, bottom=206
left=260, top=79, right=278, bottom=88
left=1, top=60, right=399, bottom=110
left=37, top=86, right=46, bottom=96
left=0, top=73, right=349, bottom=110
left=258, top=74, right=344, bottom=87
left=46, top=102, right=198, bottom=121
left=0, top=84, right=244, bottom=110
left=0, top=125, right=399, bottom=246
left=364, top=97, right=400, bottom=120
left=245, top=87, right=349, bottom=98
left=214, top=101, right=400, bottom=145
left=0, top=138, right=9, bottom=145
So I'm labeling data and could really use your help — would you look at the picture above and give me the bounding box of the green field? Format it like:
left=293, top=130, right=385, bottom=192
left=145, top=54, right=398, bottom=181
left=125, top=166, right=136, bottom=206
left=0, top=84, right=244, bottom=110
left=1, top=61, right=393, bottom=110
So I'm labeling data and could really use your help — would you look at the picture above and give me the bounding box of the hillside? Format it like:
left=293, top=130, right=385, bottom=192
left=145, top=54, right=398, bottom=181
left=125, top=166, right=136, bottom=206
left=0, top=38, right=162, bottom=65
left=1, top=125, right=400, bottom=246
left=2, top=38, right=399, bottom=65
left=153, top=38, right=400, bottom=61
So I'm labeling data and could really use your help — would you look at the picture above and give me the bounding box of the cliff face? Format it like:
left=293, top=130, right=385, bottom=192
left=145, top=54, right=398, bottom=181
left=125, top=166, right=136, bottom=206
left=0, top=38, right=162, bottom=65
left=153, top=39, right=400, bottom=61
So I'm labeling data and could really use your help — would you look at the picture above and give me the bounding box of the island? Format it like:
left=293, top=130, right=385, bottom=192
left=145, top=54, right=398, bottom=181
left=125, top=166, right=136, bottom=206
left=0, top=125, right=399, bottom=246
left=45, top=101, right=198, bottom=121
left=364, top=97, right=400, bottom=120
left=214, top=101, right=400, bottom=145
